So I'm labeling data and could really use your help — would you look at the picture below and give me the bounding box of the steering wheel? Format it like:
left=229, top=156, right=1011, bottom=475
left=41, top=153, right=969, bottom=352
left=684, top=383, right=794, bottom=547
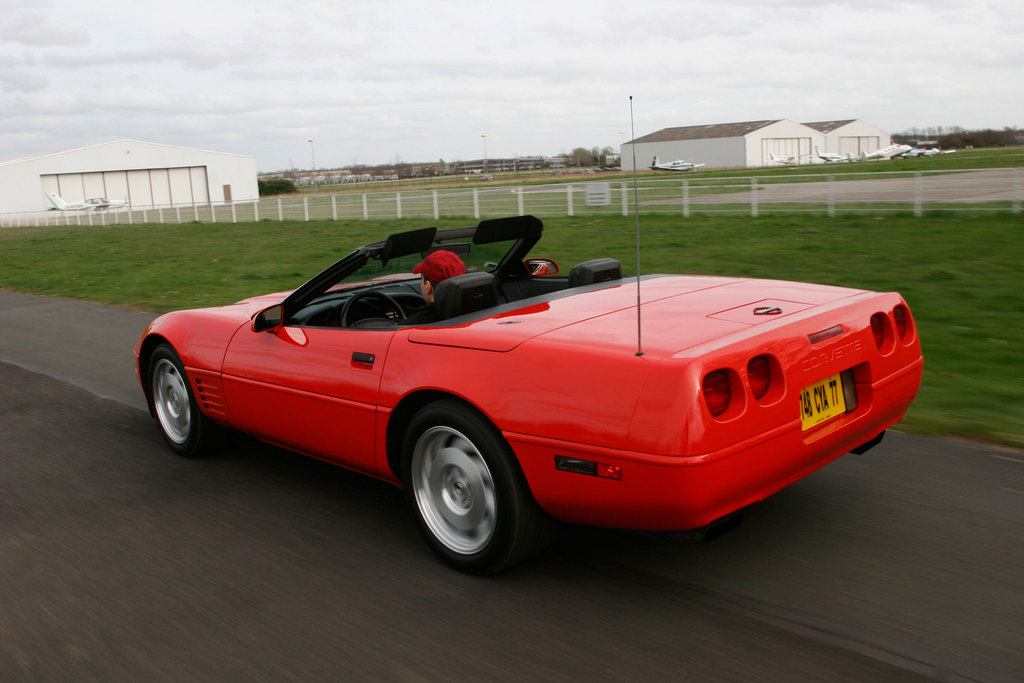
left=339, top=290, right=406, bottom=327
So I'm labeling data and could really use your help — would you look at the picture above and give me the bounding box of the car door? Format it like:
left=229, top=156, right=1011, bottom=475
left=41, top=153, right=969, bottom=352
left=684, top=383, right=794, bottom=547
left=220, top=322, right=396, bottom=475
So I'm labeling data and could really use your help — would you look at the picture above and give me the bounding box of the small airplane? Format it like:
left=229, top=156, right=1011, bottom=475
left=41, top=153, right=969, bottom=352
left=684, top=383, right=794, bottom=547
left=46, top=192, right=129, bottom=211
left=900, top=147, right=956, bottom=158
left=852, top=144, right=914, bottom=161
left=768, top=152, right=805, bottom=165
left=650, top=156, right=706, bottom=171
left=815, top=147, right=851, bottom=163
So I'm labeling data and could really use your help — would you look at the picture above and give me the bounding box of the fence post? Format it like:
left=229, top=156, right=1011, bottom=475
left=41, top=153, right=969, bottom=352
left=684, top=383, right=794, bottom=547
left=1014, top=167, right=1022, bottom=216
left=827, top=175, right=835, bottom=217
left=396, top=191, right=402, bottom=219
left=303, top=196, right=309, bottom=222
left=750, top=177, right=758, bottom=218
left=567, top=185, right=574, bottom=216
left=682, top=179, right=690, bottom=217
left=193, top=203, right=199, bottom=222
left=433, top=190, right=439, bottom=220
left=517, top=187, right=525, bottom=216
left=621, top=182, right=628, bottom=216
left=331, top=195, right=338, bottom=221
left=362, top=194, right=369, bottom=220
left=913, top=171, right=923, bottom=217
left=473, top=189, right=480, bottom=219
left=277, top=197, right=283, bottom=221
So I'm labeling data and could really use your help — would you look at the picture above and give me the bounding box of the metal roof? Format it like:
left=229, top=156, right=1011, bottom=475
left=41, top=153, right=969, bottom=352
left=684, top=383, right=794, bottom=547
left=803, top=120, right=857, bottom=133
left=629, top=120, right=782, bottom=144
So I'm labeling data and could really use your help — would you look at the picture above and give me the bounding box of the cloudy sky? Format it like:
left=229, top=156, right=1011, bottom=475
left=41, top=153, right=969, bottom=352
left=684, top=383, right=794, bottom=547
left=2, top=0, right=1021, bottom=172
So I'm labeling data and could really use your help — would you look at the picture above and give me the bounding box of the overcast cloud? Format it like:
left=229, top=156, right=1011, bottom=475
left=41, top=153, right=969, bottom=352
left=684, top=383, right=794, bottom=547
left=1, top=0, right=1021, bottom=171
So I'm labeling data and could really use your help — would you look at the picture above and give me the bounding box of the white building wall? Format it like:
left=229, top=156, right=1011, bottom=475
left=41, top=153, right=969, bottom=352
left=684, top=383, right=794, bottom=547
left=746, top=120, right=825, bottom=166
left=623, top=137, right=748, bottom=171
left=0, top=139, right=258, bottom=214
left=817, top=121, right=890, bottom=157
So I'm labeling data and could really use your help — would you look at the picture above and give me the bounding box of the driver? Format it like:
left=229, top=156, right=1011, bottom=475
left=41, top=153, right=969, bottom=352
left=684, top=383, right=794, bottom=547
left=403, top=249, right=466, bottom=324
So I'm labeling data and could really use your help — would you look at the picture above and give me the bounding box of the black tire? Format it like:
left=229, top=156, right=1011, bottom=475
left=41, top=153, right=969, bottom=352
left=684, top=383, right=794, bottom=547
left=147, top=343, right=218, bottom=458
left=401, top=400, right=552, bottom=574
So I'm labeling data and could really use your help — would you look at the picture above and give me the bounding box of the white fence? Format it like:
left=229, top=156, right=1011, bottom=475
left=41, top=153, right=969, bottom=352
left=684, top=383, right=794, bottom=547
left=3, top=168, right=1021, bottom=227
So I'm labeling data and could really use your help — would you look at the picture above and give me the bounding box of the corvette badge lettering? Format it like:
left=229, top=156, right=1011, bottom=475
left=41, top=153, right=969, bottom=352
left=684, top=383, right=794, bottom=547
left=802, top=338, right=863, bottom=373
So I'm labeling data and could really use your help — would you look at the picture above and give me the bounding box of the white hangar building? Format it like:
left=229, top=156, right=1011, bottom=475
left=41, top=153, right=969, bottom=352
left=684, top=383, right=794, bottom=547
left=0, top=139, right=258, bottom=214
left=621, top=119, right=890, bottom=170
left=803, top=120, right=892, bottom=159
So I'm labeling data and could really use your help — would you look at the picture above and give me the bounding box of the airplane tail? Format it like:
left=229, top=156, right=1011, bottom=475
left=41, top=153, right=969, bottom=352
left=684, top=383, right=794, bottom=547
left=46, top=192, right=70, bottom=210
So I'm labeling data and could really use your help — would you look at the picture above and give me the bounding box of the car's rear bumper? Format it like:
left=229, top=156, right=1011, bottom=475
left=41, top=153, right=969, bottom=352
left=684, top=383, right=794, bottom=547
left=506, top=358, right=922, bottom=531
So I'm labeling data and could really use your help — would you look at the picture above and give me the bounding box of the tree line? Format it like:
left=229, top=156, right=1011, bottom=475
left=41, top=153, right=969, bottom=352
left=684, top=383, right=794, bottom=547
left=893, top=126, right=1023, bottom=149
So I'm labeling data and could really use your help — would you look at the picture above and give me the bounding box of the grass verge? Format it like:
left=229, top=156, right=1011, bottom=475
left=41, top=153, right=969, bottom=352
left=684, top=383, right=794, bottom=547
left=1, top=213, right=1021, bottom=448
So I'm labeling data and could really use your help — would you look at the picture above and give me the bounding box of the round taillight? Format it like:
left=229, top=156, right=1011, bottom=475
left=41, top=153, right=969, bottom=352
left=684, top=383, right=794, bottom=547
left=893, top=305, right=909, bottom=340
left=702, top=369, right=732, bottom=418
left=747, top=355, right=771, bottom=400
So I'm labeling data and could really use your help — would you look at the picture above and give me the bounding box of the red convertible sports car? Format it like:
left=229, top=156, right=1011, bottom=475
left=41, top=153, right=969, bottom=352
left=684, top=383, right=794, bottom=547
left=135, top=215, right=923, bottom=573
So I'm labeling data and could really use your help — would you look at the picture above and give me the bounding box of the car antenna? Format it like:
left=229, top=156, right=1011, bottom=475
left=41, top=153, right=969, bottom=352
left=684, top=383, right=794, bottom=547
left=629, top=96, right=644, bottom=357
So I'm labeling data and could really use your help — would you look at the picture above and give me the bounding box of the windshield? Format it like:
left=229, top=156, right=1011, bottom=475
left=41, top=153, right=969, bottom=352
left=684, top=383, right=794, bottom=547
left=348, top=235, right=521, bottom=285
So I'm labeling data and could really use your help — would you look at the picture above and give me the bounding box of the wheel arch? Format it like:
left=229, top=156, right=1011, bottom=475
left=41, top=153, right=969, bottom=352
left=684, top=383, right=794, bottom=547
left=385, top=390, right=501, bottom=483
left=137, top=333, right=172, bottom=416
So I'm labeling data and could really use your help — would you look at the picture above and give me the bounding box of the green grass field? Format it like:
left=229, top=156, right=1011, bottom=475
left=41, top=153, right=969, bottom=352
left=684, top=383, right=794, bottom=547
left=1, top=213, right=1021, bottom=448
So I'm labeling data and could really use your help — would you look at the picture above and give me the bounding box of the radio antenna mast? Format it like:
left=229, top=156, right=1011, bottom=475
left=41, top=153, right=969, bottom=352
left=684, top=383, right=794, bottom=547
left=629, top=96, right=644, bottom=357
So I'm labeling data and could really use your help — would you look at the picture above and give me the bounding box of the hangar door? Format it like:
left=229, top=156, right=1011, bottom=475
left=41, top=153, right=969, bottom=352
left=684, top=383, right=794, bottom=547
left=762, top=137, right=812, bottom=164
left=40, top=167, right=210, bottom=208
left=838, top=136, right=880, bottom=157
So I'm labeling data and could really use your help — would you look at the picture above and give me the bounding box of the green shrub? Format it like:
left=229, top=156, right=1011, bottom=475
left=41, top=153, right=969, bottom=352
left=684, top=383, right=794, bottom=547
left=258, top=179, right=297, bottom=196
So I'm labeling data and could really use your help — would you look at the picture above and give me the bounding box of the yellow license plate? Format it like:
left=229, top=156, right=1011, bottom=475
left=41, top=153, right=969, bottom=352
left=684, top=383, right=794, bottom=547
left=800, top=373, right=847, bottom=430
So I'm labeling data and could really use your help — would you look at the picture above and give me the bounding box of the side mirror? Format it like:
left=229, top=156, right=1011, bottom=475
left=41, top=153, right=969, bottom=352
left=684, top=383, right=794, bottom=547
left=525, top=258, right=559, bottom=276
left=253, top=304, right=284, bottom=333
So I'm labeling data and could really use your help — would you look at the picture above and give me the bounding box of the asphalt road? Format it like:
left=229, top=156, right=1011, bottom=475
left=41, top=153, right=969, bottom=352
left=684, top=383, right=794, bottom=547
left=1, top=290, right=1022, bottom=682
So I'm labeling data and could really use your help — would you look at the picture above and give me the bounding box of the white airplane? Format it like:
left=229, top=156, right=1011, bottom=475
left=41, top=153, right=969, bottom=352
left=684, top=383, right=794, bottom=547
left=900, top=147, right=956, bottom=158
left=650, top=156, right=706, bottom=171
left=46, top=192, right=129, bottom=211
left=768, top=152, right=804, bottom=165
left=852, top=144, right=914, bottom=161
left=815, top=147, right=851, bottom=163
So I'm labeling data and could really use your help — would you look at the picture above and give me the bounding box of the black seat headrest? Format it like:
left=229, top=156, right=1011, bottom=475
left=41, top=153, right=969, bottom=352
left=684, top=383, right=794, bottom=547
left=569, top=258, right=622, bottom=287
left=434, top=272, right=500, bottom=319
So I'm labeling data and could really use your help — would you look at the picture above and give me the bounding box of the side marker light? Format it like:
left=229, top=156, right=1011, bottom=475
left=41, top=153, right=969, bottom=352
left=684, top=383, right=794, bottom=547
left=555, top=456, right=623, bottom=480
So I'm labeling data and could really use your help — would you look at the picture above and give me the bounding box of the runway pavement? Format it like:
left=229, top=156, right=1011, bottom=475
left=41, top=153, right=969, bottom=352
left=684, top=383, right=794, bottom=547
left=2, top=289, right=1022, bottom=681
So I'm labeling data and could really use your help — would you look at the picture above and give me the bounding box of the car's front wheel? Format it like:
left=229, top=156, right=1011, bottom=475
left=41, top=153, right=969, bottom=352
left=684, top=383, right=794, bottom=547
left=402, top=401, right=551, bottom=574
left=148, top=343, right=218, bottom=458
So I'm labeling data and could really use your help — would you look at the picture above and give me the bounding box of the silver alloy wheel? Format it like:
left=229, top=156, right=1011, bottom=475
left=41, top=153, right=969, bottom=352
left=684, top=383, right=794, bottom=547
left=411, top=425, right=497, bottom=554
left=152, top=358, right=191, bottom=444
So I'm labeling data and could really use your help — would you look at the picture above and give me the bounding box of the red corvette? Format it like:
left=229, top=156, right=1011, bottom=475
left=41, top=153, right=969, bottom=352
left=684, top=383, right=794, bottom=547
left=135, top=216, right=923, bottom=573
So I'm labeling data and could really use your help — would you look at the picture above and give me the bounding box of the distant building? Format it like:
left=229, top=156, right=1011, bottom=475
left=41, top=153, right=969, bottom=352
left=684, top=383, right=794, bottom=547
left=0, top=139, right=258, bottom=214
left=621, top=119, right=891, bottom=170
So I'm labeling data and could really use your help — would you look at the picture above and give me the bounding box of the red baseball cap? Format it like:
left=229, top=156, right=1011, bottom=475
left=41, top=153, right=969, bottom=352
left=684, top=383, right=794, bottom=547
left=413, top=249, right=465, bottom=284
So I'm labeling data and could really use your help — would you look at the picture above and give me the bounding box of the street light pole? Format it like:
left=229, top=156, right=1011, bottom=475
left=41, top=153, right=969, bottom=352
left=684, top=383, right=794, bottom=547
left=308, top=139, right=316, bottom=183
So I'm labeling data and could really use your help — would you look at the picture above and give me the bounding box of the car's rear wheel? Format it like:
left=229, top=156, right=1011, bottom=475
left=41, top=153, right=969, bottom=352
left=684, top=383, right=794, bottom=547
left=402, top=401, right=551, bottom=574
left=148, top=343, right=218, bottom=458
